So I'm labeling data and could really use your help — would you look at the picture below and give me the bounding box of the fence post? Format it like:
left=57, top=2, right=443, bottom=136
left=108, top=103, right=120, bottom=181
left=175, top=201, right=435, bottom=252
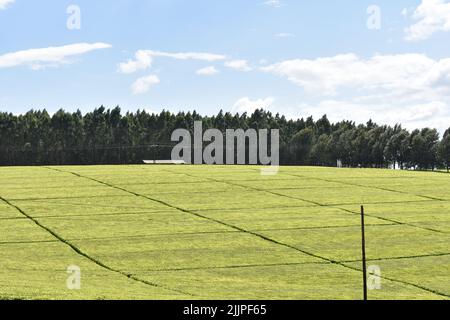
left=361, top=205, right=368, bottom=301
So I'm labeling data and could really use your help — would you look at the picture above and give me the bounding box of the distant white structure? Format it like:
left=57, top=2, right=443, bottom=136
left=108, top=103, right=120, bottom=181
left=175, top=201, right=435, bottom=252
left=143, top=160, right=186, bottom=165
left=388, top=162, right=401, bottom=170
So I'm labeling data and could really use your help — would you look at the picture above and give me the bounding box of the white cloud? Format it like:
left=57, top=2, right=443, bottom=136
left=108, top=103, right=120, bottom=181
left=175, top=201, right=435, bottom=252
left=404, top=0, right=450, bottom=41
left=263, top=0, right=283, bottom=8
left=0, top=0, right=14, bottom=10
left=196, top=66, right=219, bottom=76
left=262, top=53, right=450, bottom=97
left=148, top=50, right=226, bottom=61
left=132, top=75, right=160, bottom=94
left=144, top=108, right=159, bottom=115
left=298, top=100, right=450, bottom=134
left=275, top=32, right=295, bottom=38
left=232, top=97, right=275, bottom=114
left=262, top=53, right=450, bottom=134
left=225, top=60, right=252, bottom=72
left=118, top=50, right=226, bottom=74
left=117, top=50, right=153, bottom=74
left=0, top=43, right=112, bottom=70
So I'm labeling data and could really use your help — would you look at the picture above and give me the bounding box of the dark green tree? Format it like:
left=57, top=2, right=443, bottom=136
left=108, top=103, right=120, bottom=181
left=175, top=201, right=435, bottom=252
left=439, top=129, right=450, bottom=172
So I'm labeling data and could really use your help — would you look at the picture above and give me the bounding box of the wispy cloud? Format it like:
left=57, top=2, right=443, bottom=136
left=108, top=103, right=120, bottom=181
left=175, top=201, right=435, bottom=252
left=232, top=97, right=275, bottom=114
left=297, top=99, right=450, bottom=134
left=196, top=66, right=219, bottom=76
left=118, top=50, right=226, bottom=74
left=274, top=32, right=295, bottom=38
left=132, top=75, right=160, bottom=94
left=225, top=60, right=252, bottom=72
left=149, top=51, right=226, bottom=61
left=262, top=53, right=450, bottom=97
left=262, top=0, right=284, bottom=8
left=405, top=0, right=450, bottom=41
left=0, top=43, right=112, bottom=70
left=0, top=0, right=14, bottom=10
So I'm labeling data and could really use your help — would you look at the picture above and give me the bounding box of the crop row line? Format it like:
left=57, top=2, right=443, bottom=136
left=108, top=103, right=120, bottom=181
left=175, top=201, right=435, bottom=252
left=334, top=206, right=446, bottom=233
left=0, top=176, right=308, bottom=190
left=2, top=251, right=449, bottom=275
left=0, top=209, right=178, bottom=221
left=132, top=252, right=450, bottom=273
left=191, top=199, right=437, bottom=212
left=283, top=171, right=444, bottom=201
left=0, top=222, right=399, bottom=246
left=4, top=192, right=443, bottom=212
left=5, top=185, right=354, bottom=202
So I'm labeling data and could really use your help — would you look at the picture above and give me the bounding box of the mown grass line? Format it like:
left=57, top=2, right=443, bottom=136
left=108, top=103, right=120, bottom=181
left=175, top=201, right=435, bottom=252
left=343, top=251, right=450, bottom=263
left=48, top=166, right=450, bottom=299
left=3, top=251, right=449, bottom=276
left=140, top=261, right=332, bottom=273
left=0, top=230, right=242, bottom=245
left=0, top=184, right=107, bottom=191
left=11, top=198, right=169, bottom=210
left=283, top=171, right=445, bottom=204
left=68, top=230, right=241, bottom=242
left=334, top=206, right=446, bottom=234
left=0, top=195, right=193, bottom=297
left=137, top=251, right=450, bottom=273
left=7, top=194, right=132, bottom=202
left=0, top=223, right=399, bottom=245
left=0, top=239, right=59, bottom=245
left=0, top=216, right=28, bottom=221
left=13, top=209, right=178, bottom=220
left=323, top=199, right=437, bottom=207
left=3, top=185, right=346, bottom=202
left=6, top=169, right=443, bottom=197
left=190, top=199, right=436, bottom=212
left=0, top=210, right=177, bottom=221
left=9, top=194, right=441, bottom=212
left=0, top=174, right=425, bottom=190
left=253, top=223, right=398, bottom=232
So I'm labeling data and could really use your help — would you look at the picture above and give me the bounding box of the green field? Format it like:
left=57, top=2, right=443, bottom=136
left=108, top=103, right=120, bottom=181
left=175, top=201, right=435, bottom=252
left=0, top=165, right=449, bottom=300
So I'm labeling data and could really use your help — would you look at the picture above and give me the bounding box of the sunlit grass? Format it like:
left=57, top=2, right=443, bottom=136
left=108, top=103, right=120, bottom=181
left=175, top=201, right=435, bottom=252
left=0, top=165, right=449, bottom=300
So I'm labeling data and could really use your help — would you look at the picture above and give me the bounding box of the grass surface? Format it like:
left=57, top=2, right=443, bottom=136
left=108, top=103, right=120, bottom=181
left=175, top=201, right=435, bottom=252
left=0, top=165, right=449, bottom=300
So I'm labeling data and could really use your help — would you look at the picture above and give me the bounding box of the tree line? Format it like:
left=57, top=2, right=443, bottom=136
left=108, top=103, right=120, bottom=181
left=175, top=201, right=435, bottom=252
left=0, top=106, right=449, bottom=170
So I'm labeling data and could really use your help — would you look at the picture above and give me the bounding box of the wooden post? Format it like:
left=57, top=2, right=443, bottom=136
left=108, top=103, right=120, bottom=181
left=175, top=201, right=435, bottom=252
left=361, top=205, right=368, bottom=301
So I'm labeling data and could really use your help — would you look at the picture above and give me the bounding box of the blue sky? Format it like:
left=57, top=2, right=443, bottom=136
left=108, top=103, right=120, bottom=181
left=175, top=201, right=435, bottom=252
left=1, top=0, right=450, bottom=133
